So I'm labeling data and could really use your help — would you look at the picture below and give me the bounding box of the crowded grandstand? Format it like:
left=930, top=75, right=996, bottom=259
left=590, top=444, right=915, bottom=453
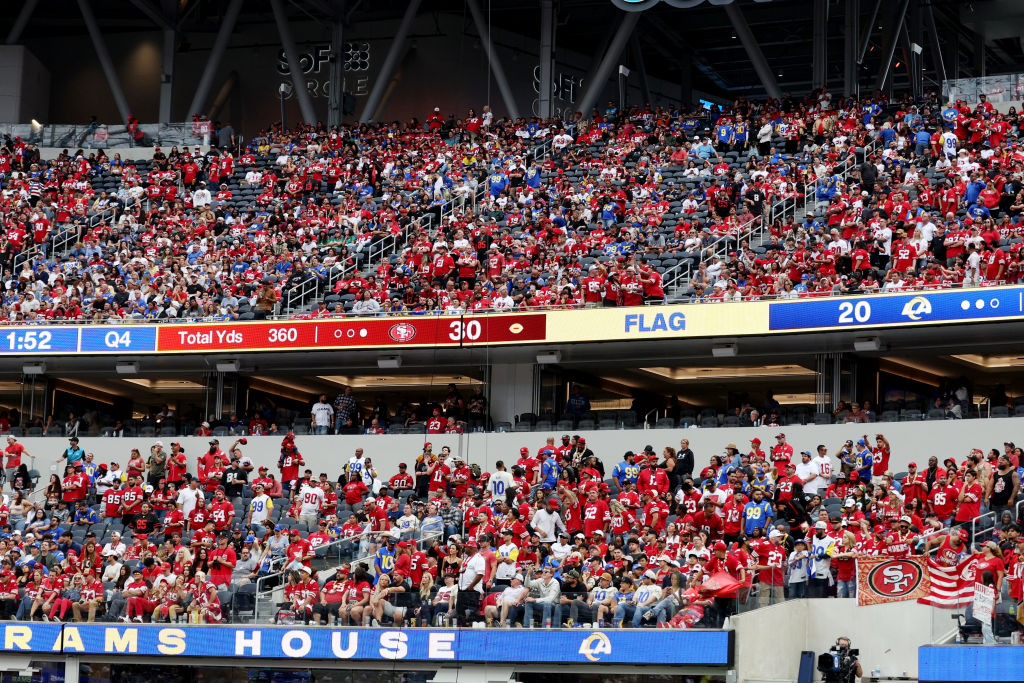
left=2, top=1, right=1024, bottom=682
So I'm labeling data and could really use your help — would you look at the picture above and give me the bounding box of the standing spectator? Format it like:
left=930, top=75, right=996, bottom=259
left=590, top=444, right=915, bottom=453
left=565, top=386, right=590, bottom=418
left=333, top=387, right=358, bottom=434
left=456, top=540, right=486, bottom=626
left=311, top=395, right=334, bottom=435
left=3, top=436, right=31, bottom=491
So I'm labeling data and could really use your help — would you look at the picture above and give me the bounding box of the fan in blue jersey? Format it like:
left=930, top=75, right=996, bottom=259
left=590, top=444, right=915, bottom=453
left=487, top=170, right=509, bottom=196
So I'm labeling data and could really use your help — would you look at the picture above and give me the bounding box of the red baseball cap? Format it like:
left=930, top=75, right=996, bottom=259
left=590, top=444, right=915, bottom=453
left=751, top=438, right=761, bottom=445
left=908, top=462, right=917, bottom=468
left=578, top=437, right=586, bottom=443
left=874, top=525, right=885, bottom=534
left=547, top=498, right=560, bottom=509
left=713, top=540, right=727, bottom=551
left=520, top=447, right=529, bottom=454
left=849, top=472, right=859, bottom=480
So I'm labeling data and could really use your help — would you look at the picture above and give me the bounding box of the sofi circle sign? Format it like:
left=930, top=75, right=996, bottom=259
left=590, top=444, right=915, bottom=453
left=0, top=624, right=732, bottom=665
left=611, top=0, right=745, bottom=11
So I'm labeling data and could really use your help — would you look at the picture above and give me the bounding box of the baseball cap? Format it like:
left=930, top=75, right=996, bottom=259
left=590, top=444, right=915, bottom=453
left=547, top=498, right=560, bottom=509
left=814, top=521, right=828, bottom=530
left=520, top=447, right=529, bottom=454
left=365, top=497, right=376, bottom=503
left=768, top=529, right=782, bottom=539
left=775, top=433, right=785, bottom=439
left=643, top=569, right=658, bottom=580
left=899, top=515, right=912, bottom=524
left=751, top=438, right=761, bottom=445
left=843, top=498, right=856, bottom=507
left=908, top=462, right=917, bottom=468
left=713, top=540, right=727, bottom=551
left=578, top=437, right=586, bottom=444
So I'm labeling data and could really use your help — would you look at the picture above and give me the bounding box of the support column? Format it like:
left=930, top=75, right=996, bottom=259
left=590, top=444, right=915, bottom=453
left=327, top=2, right=345, bottom=127
left=64, top=657, right=80, bottom=683
left=538, top=0, right=554, bottom=118
left=466, top=0, right=520, bottom=119
left=4, top=0, right=38, bottom=45
left=187, top=0, right=243, bottom=117
left=679, top=50, right=693, bottom=107
left=359, top=0, right=421, bottom=123
left=975, top=30, right=986, bottom=78
left=575, top=10, right=641, bottom=116
left=874, top=0, right=910, bottom=92
left=844, top=0, right=859, bottom=97
left=724, top=2, right=782, bottom=100
left=812, top=0, right=827, bottom=91
left=630, top=37, right=653, bottom=105
left=270, top=0, right=317, bottom=125
left=858, top=0, right=882, bottom=64
left=77, top=0, right=132, bottom=124
left=159, top=27, right=175, bottom=123
left=907, top=0, right=923, bottom=99
left=926, top=1, right=946, bottom=84
left=488, top=364, right=536, bottom=427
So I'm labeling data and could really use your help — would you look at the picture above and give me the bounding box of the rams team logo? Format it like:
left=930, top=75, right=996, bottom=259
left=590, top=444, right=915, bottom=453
left=578, top=632, right=612, bottom=661
left=900, top=296, right=933, bottom=321
left=388, top=323, right=417, bottom=342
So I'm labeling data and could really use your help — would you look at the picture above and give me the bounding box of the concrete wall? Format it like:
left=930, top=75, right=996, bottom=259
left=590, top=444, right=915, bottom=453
left=15, top=415, right=1024, bottom=485
left=0, top=46, right=49, bottom=124
left=733, top=598, right=954, bottom=682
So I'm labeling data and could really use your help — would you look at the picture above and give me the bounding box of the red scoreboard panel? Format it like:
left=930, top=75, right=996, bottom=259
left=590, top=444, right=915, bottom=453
left=155, top=313, right=546, bottom=353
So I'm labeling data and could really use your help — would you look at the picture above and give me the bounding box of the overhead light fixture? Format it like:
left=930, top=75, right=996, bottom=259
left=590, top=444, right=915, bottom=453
left=115, top=361, right=139, bottom=375
left=536, top=351, right=562, bottom=365
left=22, top=363, right=46, bottom=375
left=711, top=344, right=737, bottom=358
left=377, top=355, right=402, bottom=369
left=911, top=42, right=923, bottom=55
left=215, top=359, right=240, bottom=373
left=854, top=337, right=881, bottom=352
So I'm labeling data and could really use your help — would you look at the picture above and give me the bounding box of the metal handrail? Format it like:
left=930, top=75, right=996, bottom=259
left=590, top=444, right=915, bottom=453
left=0, top=276, right=1016, bottom=327
left=253, top=527, right=442, bottom=623
left=252, top=527, right=379, bottom=622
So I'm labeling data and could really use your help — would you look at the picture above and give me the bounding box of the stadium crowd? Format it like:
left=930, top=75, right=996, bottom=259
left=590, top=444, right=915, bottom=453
left=3, top=88, right=1024, bottom=323
left=0, top=429, right=1019, bottom=629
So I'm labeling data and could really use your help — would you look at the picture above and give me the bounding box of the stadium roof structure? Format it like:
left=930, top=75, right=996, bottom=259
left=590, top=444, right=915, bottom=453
left=3, top=0, right=1021, bottom=115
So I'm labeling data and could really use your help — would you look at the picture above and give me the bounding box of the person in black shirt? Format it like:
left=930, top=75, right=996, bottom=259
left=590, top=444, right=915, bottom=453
left=223, top=457, right=248, bottom=502
left=677, top=438, right=695, bottom=478
left=130, top=502, right=161, bottom=537
left=557, top=570, right=589, bottom=626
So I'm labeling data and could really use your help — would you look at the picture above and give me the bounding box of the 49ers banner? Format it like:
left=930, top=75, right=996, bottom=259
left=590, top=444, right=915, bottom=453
left=856, top=556, right=931, bottom=606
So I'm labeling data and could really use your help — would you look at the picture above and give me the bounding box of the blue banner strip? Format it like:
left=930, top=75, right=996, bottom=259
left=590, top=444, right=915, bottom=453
left=769, top=286, right=1024, bottom=331
left=919, top=645, right=1024, bottom=682
left=0, top=624, right=732, bottom=665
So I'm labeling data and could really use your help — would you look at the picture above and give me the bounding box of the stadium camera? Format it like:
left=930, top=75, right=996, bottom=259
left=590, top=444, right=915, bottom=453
left=817, top=640, right=859, bottom=683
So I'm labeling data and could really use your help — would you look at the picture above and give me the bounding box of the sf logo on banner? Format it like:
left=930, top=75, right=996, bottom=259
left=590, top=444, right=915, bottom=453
left=868, top=560, right=925, bottom=598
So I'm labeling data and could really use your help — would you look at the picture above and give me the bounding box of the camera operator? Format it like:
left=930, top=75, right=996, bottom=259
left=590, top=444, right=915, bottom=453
left=818, top=637, right=862, bottom=683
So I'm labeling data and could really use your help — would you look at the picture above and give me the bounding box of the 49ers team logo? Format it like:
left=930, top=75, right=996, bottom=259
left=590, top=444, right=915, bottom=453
left=867, top=558, right=925, bottom=597
left=388, top=322, right=417, bottom=343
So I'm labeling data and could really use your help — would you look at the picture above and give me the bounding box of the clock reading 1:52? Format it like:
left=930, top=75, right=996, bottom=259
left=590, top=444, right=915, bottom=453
left=4, top=330, right=53, bottom=351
